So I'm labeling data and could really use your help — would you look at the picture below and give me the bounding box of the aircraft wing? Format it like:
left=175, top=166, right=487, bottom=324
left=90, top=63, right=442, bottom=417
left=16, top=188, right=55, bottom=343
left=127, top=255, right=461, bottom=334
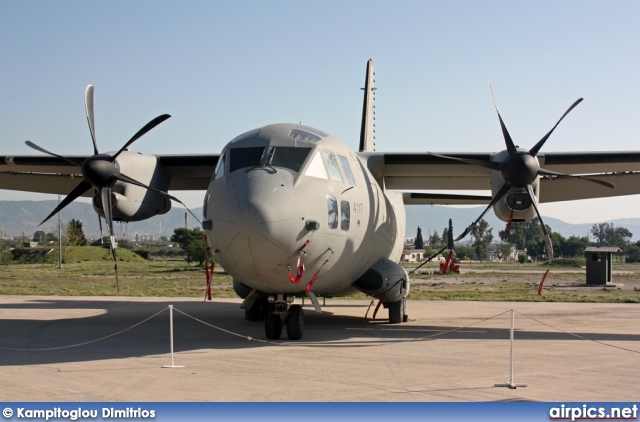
left=365, top=151, right=640, bottom=204
left=0, top=154, right=218, bottom=195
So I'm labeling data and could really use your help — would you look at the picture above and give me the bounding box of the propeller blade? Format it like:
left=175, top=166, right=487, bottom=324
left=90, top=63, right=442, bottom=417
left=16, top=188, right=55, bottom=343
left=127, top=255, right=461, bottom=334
left=110, top=114, right=171, bottom=161
left=100, top=187, right=120, bottom=291
left=39, top=180, right=92, bottom=225
left=85, top=85, right=99, bottom=155
left=537, top=168, right=615, bottom=189
left=455, top=182, right=512, bottom=242
left=426, top=152, right=501, bottom=171
left=529, top=98, right=583, bottom=156
left=488, top=82, right=517, bottom=154
left=525, top=185, right=553, bottom=262
left=25, top=141, right=83, bottom=166
left=100, top=187, right=116, bottom=251
left=113, top=172, right=202, bottom=224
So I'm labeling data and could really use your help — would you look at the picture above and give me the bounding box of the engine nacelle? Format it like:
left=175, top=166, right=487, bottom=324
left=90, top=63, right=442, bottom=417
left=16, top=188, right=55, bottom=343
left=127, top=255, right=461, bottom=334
left=490, top=157, right=539, bottom=223
left=91, top=151, right=172, bottom=222
left=353, top=258, right=410, bottom=302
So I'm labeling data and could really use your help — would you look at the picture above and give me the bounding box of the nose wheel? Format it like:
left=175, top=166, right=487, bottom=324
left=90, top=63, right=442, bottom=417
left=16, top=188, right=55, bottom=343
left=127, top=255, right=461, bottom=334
left=264, top=300, right=305, bottom=340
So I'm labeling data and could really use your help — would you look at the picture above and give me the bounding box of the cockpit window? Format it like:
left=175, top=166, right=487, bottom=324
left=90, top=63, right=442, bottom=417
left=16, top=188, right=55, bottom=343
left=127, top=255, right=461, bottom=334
left=271, top=147, right=311, bottom=172
left=213, top=152, right=226, bottom=180
left=229, top=147, right=265, bottom=172
left=304, top=151, right=328, bottom=179
left=338, top=155, right=356, bottom=186
left=289, top=129, right=321, bottom=143
left=297, top=125, right=329, bottom=137
left=230, top=128, right=261, bottom=143
left=323, top=152, right=343, bottom=182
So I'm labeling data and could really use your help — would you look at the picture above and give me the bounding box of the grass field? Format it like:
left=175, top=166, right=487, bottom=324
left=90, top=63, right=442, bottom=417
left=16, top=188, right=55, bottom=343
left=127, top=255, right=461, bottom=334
left=0, top=252, right=639, bottom=303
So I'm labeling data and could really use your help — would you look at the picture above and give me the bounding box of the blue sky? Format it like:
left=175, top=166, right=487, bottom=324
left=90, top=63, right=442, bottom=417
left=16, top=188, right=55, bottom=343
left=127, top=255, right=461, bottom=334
left=1, top=0, right=638, bottom=224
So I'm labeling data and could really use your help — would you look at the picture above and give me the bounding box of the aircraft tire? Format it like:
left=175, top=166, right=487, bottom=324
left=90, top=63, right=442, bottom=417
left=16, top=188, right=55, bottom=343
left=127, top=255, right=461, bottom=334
left=265, top=307, right=282, bottom=340
left=286, top=305, right=304, bottom=340
left=388, top=298, right=405, bottom=324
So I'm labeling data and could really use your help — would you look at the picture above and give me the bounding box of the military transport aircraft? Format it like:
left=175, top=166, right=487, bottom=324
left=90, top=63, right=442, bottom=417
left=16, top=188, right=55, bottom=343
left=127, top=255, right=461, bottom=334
left=1, top=59, right=640, bottom=340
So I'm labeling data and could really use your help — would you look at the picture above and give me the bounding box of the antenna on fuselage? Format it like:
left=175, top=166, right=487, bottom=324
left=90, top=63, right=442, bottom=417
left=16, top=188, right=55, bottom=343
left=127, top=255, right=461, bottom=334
left=359, top=58, right=376, bottom=152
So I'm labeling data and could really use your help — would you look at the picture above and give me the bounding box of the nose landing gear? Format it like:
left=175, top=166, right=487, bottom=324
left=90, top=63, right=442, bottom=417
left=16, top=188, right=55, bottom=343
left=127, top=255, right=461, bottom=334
left=265, top=295, right=305, bottom=340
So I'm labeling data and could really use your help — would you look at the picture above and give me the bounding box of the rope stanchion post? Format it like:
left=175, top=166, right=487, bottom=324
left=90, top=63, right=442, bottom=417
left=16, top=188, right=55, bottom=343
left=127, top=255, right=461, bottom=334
left=495, top=308, right=527, bottom=389
left=162, top=305, right=184, bottom=369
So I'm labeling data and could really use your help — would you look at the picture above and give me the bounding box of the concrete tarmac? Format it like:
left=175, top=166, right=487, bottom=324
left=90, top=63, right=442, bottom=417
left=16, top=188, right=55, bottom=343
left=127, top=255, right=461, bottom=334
left=0, top=296, right=638, bottom=402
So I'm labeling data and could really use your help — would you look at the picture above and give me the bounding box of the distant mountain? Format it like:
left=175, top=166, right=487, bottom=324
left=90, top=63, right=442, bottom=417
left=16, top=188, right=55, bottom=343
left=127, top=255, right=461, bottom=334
left=404, top=205, right=640, bottom=241
left=0, top=200, right=202, bottom=240
left=0, top=200, right=637, bottom=243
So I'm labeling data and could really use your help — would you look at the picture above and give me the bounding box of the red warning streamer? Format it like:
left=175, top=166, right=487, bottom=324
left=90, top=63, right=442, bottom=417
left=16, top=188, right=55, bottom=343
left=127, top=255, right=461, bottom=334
left=305, top=258, right=330, bottom=294
left=372, top=293, right=386, bottom=320
left=504, top=209, right=514, bottom=241
left=442, top=249, right=454, bottom=275
left=538, top=269, right=549, bottom=295
left=288, top=240, right=310, bottom=284
left=203, top=234, right=214, bottom=301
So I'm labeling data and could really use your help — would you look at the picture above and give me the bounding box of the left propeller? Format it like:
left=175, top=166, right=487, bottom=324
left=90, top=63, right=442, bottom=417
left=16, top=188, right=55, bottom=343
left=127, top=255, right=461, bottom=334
left=430, top=84, right=615, bottom=262
left=26, top=85, right=172, bottom=287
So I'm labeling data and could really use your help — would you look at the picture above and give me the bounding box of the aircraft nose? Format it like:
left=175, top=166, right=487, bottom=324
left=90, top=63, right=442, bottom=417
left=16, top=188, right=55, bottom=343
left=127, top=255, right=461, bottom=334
left=209, top=174, right=303, bottom=284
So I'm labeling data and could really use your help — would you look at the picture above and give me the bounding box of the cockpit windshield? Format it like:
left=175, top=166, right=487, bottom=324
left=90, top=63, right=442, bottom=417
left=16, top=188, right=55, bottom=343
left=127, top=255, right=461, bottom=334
left=229, top=147, right=265, bottom=173
left=271, top=147, right=311, bottom=172
left=228, top=146, right=311, bottom=174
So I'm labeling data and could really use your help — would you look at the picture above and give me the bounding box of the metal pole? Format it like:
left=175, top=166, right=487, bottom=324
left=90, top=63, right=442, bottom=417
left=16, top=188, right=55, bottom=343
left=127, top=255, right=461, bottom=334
left=494, top=308, right=526, bottom=389
left=162, top=305, right=184, bottom=368
left=509, top=308, right=514, bottom=384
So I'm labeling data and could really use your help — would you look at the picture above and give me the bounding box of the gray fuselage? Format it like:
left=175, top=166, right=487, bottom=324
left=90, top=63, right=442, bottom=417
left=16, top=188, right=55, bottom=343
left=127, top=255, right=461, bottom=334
left=203, top=123, right=406, bottom=297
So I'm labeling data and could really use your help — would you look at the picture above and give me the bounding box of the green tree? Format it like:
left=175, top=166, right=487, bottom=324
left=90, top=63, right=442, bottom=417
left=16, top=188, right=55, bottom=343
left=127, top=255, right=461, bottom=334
left=0, top=248, right=13, bottom=265
left=65, top=219, right=87, bottom=246
left=560, top=235, right=590, bottom=258
left=414, top=226, right=424, bottom=249
left=590, top=223, right=633, bottom=247
left=497, top=243, right=514, bottom=261
left=500, top=219, right=555, bottom=261
left=454, top=245, right=473, bottom=260
left=626, top=241, right=640, bottom=263
left=447, top=218, right=454, bottom=249
left=171, top=227, right=210, bottom=265
left=33, top=230, right=46, bottom=243
left=430, top=230, right=442, bottom=247
left=471, top=219, right=493, bottom=262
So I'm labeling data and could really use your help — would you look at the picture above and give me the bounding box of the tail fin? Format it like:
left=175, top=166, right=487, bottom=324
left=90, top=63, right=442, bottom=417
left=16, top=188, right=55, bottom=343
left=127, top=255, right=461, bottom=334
left=359, top=59, right=376, bottom=152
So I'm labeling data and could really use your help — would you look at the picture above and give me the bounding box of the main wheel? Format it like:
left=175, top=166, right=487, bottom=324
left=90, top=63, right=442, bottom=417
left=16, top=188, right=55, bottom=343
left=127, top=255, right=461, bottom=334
left=265, top=306, right=282, bottom=340
left=388, top=298, right=405, bottom=324
left=287, top=305, right=304, bottom=340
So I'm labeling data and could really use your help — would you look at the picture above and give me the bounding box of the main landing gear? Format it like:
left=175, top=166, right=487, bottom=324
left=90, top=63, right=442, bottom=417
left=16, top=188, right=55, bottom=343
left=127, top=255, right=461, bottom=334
left=387, top=297, right=408, bottom=324
left=264, top=294, right=304, bottom=340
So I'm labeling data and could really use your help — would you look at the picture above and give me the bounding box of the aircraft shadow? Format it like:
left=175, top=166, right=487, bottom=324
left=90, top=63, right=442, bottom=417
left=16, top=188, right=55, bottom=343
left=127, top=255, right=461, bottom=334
left=1, top=298, right=638, bottom=367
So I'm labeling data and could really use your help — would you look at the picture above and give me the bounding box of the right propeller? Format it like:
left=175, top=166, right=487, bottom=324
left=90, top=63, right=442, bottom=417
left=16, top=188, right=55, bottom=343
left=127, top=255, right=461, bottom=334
left=432, top=83, right=615, bottom=262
